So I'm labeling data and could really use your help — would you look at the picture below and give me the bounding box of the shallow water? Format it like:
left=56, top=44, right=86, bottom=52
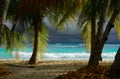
left=0, top=42, right=119, bottom=60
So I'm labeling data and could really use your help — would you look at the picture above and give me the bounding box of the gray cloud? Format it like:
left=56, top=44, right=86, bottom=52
left=48, top=26, right=119, bottom=43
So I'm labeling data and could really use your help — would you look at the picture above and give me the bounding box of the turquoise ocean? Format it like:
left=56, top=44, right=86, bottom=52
left=0, top=42, right=119, bottom=61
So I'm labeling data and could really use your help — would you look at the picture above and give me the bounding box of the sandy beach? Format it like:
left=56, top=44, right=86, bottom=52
left=0, top=60, right=112, bottom=79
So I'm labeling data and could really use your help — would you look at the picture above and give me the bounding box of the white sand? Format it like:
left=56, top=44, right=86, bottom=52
left=0, top=60, right=88, bottom=79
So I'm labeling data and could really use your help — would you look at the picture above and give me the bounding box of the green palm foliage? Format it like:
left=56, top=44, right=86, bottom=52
left=78, top=0, right=120, bottom=49
left=3, top=0, right=119, bottom=65
left=78, top=0, right=120, bottom=66
left=9, top=0, right=50, bottom=64
left=114, top=15, right=120, bottom=39
left=78, top=0, right=106, bottom=49
left=0, top=0, right=26, bottom=57
left=29, top=25, right=49, bottom=60
left=7, top=0, right=83, bottom=64
left=81, top=21, right=91, bottom=50
left=38, top=27, right=49, bottom=59
left=0, top=0, right=10, bottom=46
left=45, top=0, right=82, bottom=31
left=2, top=26, right=25, bottom=51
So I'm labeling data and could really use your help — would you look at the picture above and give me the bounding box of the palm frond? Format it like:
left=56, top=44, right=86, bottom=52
left=28, top=21, right=49, bottom=60
left=81, top=21, right=91, bottom=51
left=38, top=23, right=49, bottom=60
left=77, top=0, right=91, bottom=29
left=57, top=5, right=79, bottom=23
left=1, top=25, right=26, bottom=51
left=114, top=16, right=120, bottom=39
left=30, top=24, right=49, bottom=60
left=45, top=0, right=82, bottom=31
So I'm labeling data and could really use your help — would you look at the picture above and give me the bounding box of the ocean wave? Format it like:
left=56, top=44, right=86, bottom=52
left=105, top=44, right=120, bottom=47
left=12, top=51, right=32, bottom=59
left=48, top=44, right=83, bottom=47
left=48, top=43, right=85, bottom=48
left=48, top=46, right=81, bottom=48
left=12, top=51, right=117, bottom=60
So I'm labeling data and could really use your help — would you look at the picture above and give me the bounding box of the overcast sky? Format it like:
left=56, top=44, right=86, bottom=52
left=5, top=20, right=119, bottom=43
left=48, top=25, right=120, bottom=43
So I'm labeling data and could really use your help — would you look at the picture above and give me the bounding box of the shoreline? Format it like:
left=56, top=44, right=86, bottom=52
left=0, top=60, right=113, bottom=79
left=0, top=60, right=89, bottom=65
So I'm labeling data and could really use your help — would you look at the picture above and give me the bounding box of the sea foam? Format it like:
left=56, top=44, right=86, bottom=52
left=12, top=51, right=116, bottom=60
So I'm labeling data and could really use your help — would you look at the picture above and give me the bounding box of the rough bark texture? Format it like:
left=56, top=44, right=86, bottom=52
left=88, top=50, right=99, bottom=66
left=88, top=0, right=120, bottom=66
left=98, top=0, right=120, bottom=64
left=109, top=47, right=120, bottom=78
left=0, top=0, right=10, bottom=39
left=88, top=0, right=110, bottom=66
left=96, top=0, right=110, bottom=61
left=28, top=21, right=39, bottom=64
left=88, top=0, right=97, bottom=66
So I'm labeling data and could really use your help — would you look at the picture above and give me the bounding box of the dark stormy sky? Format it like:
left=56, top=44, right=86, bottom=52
left=47, top=25, right=120, bottom=43
left=5, top=21, right=120, bottom=43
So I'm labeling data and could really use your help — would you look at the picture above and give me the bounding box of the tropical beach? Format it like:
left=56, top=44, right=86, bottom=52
left=0, top=43, right=119, bottom=79
left=0, top=0, right=120, bottom=79
left=0, top=60, right=113, bottom=79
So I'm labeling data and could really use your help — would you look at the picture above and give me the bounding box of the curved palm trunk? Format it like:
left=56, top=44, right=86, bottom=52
left=0, top=0, right=10, bottom=39
left=101, top=0, right=120, bottom=79
left=28, top=21, right=39, bottom=64
left=88, top=0, right=120, bottom=66
left=98, top=2, right=120, bottom=57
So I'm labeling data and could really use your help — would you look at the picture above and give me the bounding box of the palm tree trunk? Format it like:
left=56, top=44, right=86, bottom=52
left=109, top=47, right=120, bottom=78
left=98, top=0, right=120, bottom=62
left=28, top=21, right=39, bottom=64
left=101, top=0, right=120, bottom=79
left=96, top=0, right=110, bottom=62
left=88, top=0, right=120, bottom=66
left=88, top=0, right=98, bottom=66
left=88, top=18, right=99, bottom=66
left=0, top=0, right=10, bottom=39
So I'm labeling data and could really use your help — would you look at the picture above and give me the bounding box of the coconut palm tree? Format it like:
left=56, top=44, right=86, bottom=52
left=9, top=0, right=82, bottom=64
left=0, top=0, right=24, bottom=55
left=78, top=0, right=120, bottom=66
left=0, top=0, right=27, bottom=60
left=0, top=0, right=10, bottom=40
left=1, top=25, right=26, bottom=51
left=2, top=0, right=119, bottom=66
left=10, top=0, right=51, bottom=64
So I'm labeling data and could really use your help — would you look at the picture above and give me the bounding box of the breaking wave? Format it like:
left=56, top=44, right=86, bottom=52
left=12, top=51, right=116, bottom=60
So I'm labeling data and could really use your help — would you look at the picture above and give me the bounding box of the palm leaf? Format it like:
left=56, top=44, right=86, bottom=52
left=114, top=16, right=120, bottom=39
left=1, top=25, right=26, bottom=52
left=38, top=23, right=49, bottom=60
left=81, top=21, right=91, bottom=51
